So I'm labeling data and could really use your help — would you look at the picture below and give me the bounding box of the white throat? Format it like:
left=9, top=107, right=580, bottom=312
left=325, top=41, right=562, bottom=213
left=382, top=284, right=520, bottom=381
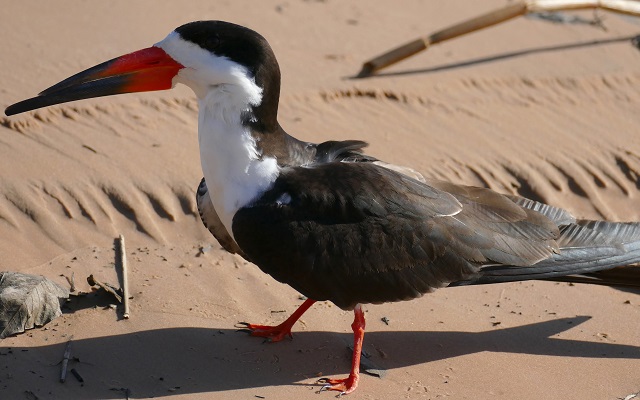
left=197, top=90, right=279, bottom=239
left=155, top=31, right=280, bottom=239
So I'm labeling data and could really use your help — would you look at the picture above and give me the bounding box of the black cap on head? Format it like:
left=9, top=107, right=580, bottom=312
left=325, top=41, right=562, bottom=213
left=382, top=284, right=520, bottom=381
left=175, top=21, right=276, bottom=78
left=175, top=21, right=282, bottom=132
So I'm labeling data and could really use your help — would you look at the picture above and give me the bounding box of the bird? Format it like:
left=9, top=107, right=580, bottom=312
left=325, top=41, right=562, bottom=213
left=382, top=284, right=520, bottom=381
left=5, top=20, right=640, bottom=395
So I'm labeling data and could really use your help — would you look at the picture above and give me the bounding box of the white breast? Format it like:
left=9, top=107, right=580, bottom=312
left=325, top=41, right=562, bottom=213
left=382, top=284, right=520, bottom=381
left=197, top=88, right=279, bottom=239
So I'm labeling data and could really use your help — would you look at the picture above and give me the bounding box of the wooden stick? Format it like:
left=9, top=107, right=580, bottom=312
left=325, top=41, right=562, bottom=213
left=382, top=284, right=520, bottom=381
left=119, top=234, right=131, bottom=319
left=87, top=274, right=122, bottom=303
left=357, top=0, right=640, bottom=77
left=60, top=337, right=73, bottom=383
left=357, top=2, right=527, bottom=77
left=64, top=272, right=76, bottom=292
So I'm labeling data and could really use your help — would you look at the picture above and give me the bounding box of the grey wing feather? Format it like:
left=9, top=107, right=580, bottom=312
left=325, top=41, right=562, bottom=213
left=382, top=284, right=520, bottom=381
left=506, top=195, right=576, bottom=226
left=453, top=219, right=640, bottom=285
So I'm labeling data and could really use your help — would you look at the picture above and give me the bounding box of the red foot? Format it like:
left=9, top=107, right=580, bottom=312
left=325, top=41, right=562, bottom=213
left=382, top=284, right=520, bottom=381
left=317, top=304, right=366, bottom=396
left=318, top=373, right=359, bottom=396
left=236, top=321, right=293, bottom=343
left=236, top=298, right=316, bottom=343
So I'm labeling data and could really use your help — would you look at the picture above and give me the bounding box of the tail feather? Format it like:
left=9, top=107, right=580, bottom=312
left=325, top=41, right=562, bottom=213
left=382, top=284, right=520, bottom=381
left=450, top=220, right=640, bottom=287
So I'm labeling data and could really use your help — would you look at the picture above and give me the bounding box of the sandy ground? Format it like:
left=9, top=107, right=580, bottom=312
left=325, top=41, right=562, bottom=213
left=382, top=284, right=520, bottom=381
left=1, top=1, right=639, bottom=399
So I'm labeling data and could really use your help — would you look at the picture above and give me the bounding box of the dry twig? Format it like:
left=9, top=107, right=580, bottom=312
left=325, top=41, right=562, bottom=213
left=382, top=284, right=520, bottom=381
left=87, top=274, right=122, bottom=303
left=119, top=234, right=130, bottom=319
left=60, top=337, right=73, bottom=383
left=64, top=272, right=76, bottom=292
left=70, top=368, right=84, bottom=383
left=357, top=0, right=640, bottom=77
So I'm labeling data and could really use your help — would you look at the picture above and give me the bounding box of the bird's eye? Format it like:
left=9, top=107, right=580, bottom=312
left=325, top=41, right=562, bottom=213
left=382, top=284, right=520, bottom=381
left=204, top=35, right=221, bottom=50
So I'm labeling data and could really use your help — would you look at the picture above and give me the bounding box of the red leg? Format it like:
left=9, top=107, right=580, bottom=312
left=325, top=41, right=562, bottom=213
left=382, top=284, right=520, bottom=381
left=237, top=298, right=316, bottom=343
left=318, top=304, right=366, bottom=395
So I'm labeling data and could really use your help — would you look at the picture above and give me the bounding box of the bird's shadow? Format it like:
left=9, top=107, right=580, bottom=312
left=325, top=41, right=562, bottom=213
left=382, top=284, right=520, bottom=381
left=2, top=316, right=639, bottom=399
left=350, top=35, right=639, bottom=79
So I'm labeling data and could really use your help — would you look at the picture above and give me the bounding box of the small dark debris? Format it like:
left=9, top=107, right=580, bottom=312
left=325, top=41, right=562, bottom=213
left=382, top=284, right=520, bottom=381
left=526, top=11, right=606, bottom=29
left=624, top=300, right=631, bottom=304
left=271, top=310, right=286, bottom=314
left=381, top=317, right=390, bottom=325
left=492, top=322, right=501, bottom=326
left=109, top=388, right=131, bottom=399
left=298, top=295, right=307, bottom=300
left=71, top=368, right=84, bottom=383
left=255, top=395, right=266, bottom=399
left=23, top=390, right=39, bottom=400
left=82, top=144, right=98, bottom=153
left=196, top=245, right=212, bottom=257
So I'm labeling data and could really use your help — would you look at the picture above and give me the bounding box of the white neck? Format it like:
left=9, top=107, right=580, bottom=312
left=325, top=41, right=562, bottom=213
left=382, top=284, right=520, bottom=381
left=154, top=30, right=280, bottom=239
left=197, top=87, right=279, bottom=239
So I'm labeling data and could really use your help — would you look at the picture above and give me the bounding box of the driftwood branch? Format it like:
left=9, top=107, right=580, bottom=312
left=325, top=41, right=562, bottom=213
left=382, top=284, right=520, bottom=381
left=357, top=0, right=640, bottom=77
left=119, top=234, right=130, bottom=319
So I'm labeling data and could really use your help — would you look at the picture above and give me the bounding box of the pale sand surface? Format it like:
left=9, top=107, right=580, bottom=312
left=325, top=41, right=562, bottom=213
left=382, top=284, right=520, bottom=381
left=1, top=1, right=639, bottom=399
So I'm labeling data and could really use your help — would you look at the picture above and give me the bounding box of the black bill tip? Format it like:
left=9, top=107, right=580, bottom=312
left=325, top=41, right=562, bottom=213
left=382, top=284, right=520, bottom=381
left=4, top=74, right=133, bottom=116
